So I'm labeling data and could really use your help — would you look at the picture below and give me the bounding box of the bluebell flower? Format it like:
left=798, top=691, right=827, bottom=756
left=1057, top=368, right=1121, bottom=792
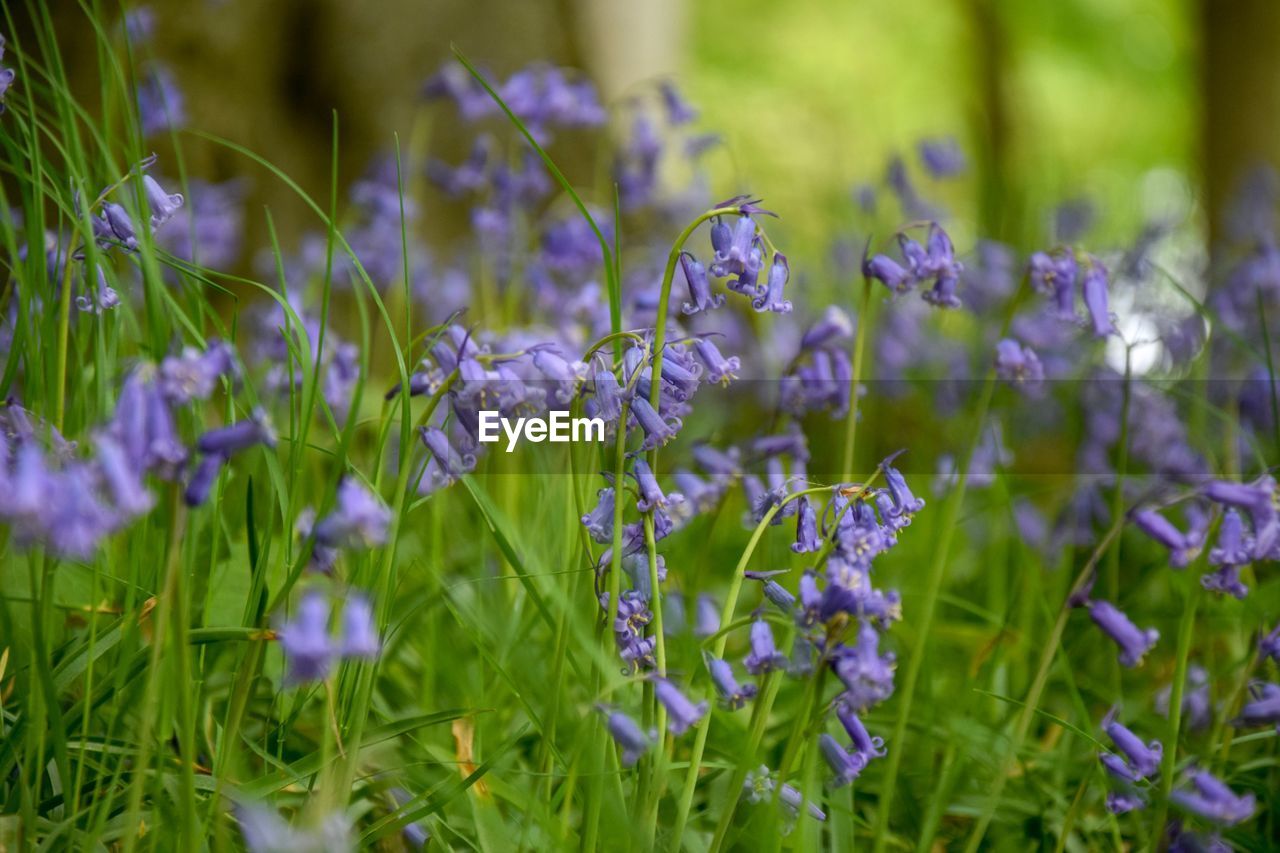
left=831, top=621, right=896, bottom=710
left=197, top=413, right=276, bottom=456
left=800, top=306, right=854, bottom=350
left=837, top=703, right=886, bottom=759
left=863, top=252, right=910, bottom=294
left=630, top=396, right=681, bottom=451
left=819, top=733, right=868, bottom=788
left=693, top=338, right=739, bottom=386
left=602, top=707, right=656, bottom=767
left=707, top=656, right=757, bottom=709
left=1132, top=508, right=1203, bottom=569
left=588, top=358, right=625, bottom=424
left=94, top=434, right=154, bottom=517
left=1203, top=478, right=1277, bottom=559
left=418, top=426, right=476, bottom=491
left=790, top=496, right=822, bottom=554
left=1100, top=751, right=1143, bottom=784
left=95, top=202, right=139, bottom=252
left=1156, top=665, right=1213, bottom=731
left=142, top=174, right=184, bottom=231
left=340, top=595, right=381, bottom=659
left=744, top=618, right=788, bottom=674
left=0, top=34, right=14, bottom=114
left=136, top=63, right=185, bottom=136
left=680, top=253, right=724, bottom=315
left=659, top=80, right=697, bottom=125
left=692, top=443, right=741, bottom=483
left=278, top=591, right=336, bottom=683
left=878, top=451, right=925, bottom=524
left=1084, top=599, right=1159, bottom=667
left=313, top=479, right=391, bottom=550
left=1170, top=770, right=1256, bottom=826
left=1106, top=791, right=1147, bottom=814
left=994, top=338, right=1044, bottom=394
left=159, top=341, right=237, bottom=404
left=1261, top=624, right=1280, bottom=663
left=711, top=216, right=760, bottom=279
left=752, top=253, right=793, bottom=314
left=603, top=590, right=656, bottom=671
left=918, top=136, right=966, bottom=178
left=1102, top=709, right=1162, bottom=778
left=694, top=593, right=720, bottom=638
left=183, top=453, right=226, bottom=507
left=1231, top=681, right=1280, bottom=729
left=1081, top=257, right=1115, bottom=337
left=581, top=486, right=616, bottom=544
left=653, top=678, right=708, bottom=735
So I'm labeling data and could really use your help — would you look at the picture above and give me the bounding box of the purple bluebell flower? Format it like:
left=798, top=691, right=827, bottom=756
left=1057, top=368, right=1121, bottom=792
left=94, top=434, right=154, bottom=517
left=1028, top=250, right=1078, bottom=321
left=693, top=337, right=739, bottom=386
left=1232, top=681, right=1280, bottom=729
left=693, top=443, right=741, bottom=483
left=277, top=591, right=336, bottom=683
left=136, top=63, right=185, bottom=136
left=878, top=451, right=925, bottom=524
left=183, top=453, right=226, bottom=507
left=581, top=486, right=616, bottom=544
left=918, top=137, right=966, bottom=178
left=994, top=338, right=1044, bottom=394
left=1170, top=770, right=1256, bottom=826
left=1261, top=624, right=1280, bottom=663
left=340, top=595, right=380, bottom=659
left=752, top=253, right=793, bottom=314
left=819, top=733, right=868, bottom=787
left=1156, top=665, right=1213, bottom=731
left=313, top=479, right=391, bottom=550
left=631, top=457, right=679, bottom=514
left=863, top=252, right=911, bottom=294
left=602, top=708, right=656, bottom=767
left=0, top=34, right=14, bottom=113
left=142, top=174, right=184, bottom=231
left=630, top=396, right=681, bottom=451
left=680, top=253, right=724, bottom=315
left=711, top=216, right=760, bottom=279
left=159, top=341, right=237, bottom=404
left=659, top=81, right=697, bottom=125
left=744, top=618, right=787, bottom=674
left=831, top=621, right=896, bottom=711
left=197, top=413, right=276, bottom=457
left=707, top=656, right=757, bottom=709
left=1100, top=751, right=1143, bottom=784
left=653, top=678, right=707, bottom=735
left=95, top=203, right=139, bottom=252
left=1132, top=508, right=1203, bottom=569
left=1102, top=709, right=1162, bottom=778
left=1081, top=258, right=1115, bottom=337
left=1203, top=477, right=1277, bottom=558
left=1106, top=791, right=1147, bottom=814
left=604, top=589, right=656, bottom=670
left=837, top=703, right=886, bottom=759
left=800, top=306, right=854, bottom=351
left=792, top=496, right=822, bottom=553
left=695, top=594, right=720, bottom=638
left=588, top=359, right=626, bottom=424
left=418, top=426, right=476, bottom=491
left=1086, top=599, right=1159, bottom=668
left=756, top=577, right=797, bottom=614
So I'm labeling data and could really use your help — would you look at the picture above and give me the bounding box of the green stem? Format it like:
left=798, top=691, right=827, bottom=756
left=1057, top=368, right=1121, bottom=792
left=670, top=485, right=834, bottom=842
left=840, top=276, right=876, bottom=481
left=1150, top=575, right=1202, bottom=845
left=640, top=512, right=668, bottom=845
left=52, top=242, right=75, bottom=432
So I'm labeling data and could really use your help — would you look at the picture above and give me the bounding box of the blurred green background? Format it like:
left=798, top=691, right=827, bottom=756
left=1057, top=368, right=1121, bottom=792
left=16, top=0, right=1280, bottom=268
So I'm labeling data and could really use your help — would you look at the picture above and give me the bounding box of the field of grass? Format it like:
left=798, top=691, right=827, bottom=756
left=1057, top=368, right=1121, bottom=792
left=0, top=4, right=1276, bottom=851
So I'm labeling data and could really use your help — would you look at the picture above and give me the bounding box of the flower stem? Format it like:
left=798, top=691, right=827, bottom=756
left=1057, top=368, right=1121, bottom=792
left=840, top=275, right=876, bottom=481
left=670, top=485, right=833, bottom=842
left=1150, top=571, right=1203, bottom=841
left=52, top=244, right=76, bottom=432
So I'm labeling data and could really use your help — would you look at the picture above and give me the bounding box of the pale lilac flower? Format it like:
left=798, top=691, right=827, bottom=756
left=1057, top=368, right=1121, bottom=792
left=1081, top=258, right=1115, bottom=337
left=313, top=479, right=391, bottom=550
left=183, top=453, right=226, bottom=507
left=581, top=486, right=616, bottom=544
left=744, top=618, right=787, bottom=674
left=994, top=338, right=1044, bottom=394
left=278, top=591, right=336, bottom=683
left=1132, top=508, right=1203, bottom=569
left=680, top=253, right=723, bottom=315
left=142, top=174, right=184, bottom=230
left=1170, top=770, right=1256, bottom=826
left=1086, top=599, right=1159, bottom=667
left=602, top=708, right=655, bottom=767
left=819, top=733, right=868, bottom=788
left=1102, top=709, right=1162, bottom=778
left=1231, top=681, right=1280, bottom=729
left=752, top=253, right=793, bottom=314
left=653, top=678, right=707, bottom=735
left=707, top=657, right=757, bottom=710
left=340, top=595, right=380, bottom=659
left=694, top=594, right=720, bottom=638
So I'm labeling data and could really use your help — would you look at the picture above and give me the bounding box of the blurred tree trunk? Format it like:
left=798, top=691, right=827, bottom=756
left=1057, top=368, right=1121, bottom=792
left=1201, top=0, right=1280, bottom=246
left=968, top=0, right=1017, bottom=245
